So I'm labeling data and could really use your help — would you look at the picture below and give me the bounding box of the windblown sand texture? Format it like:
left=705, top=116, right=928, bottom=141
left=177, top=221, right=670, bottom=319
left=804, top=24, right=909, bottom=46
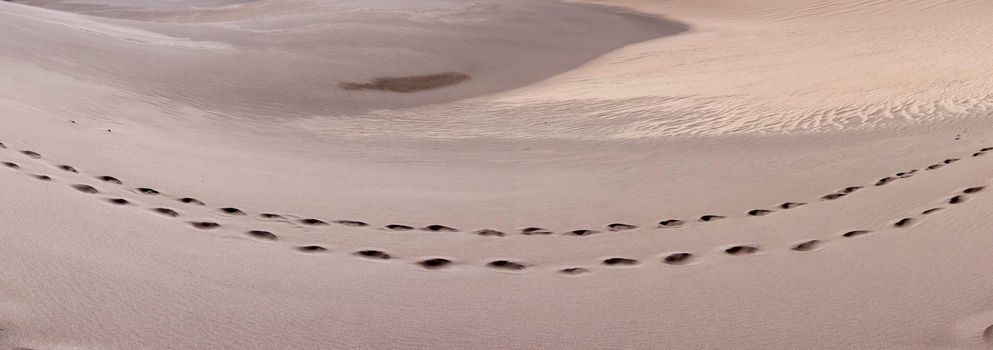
left=5, top=0, right=993, bottom=349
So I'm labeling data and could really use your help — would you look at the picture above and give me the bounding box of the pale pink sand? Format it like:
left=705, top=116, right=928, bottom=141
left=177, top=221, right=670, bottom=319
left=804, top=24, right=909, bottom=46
left=5, top=0, right=993, bottom=349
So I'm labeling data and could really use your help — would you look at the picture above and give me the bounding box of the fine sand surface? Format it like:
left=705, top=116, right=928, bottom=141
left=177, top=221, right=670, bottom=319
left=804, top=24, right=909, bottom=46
left=5, top=0, right=993, bottom=349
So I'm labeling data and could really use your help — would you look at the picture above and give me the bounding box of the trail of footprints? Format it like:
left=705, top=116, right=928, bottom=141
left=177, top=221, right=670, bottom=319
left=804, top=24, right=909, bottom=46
left=2, top=142, right=992, bottom=276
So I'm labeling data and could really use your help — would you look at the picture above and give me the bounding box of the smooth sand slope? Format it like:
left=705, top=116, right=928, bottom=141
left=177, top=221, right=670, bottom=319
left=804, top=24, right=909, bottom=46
left=5, top=0, right=993, bottom=349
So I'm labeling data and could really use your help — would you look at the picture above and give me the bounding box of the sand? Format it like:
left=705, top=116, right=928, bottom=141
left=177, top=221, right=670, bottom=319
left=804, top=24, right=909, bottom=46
left=4, top=0, right=993, bottom=349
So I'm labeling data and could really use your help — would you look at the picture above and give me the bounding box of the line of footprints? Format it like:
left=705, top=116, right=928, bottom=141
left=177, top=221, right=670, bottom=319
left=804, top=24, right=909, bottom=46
left=2, top=141, right=992, bottom=275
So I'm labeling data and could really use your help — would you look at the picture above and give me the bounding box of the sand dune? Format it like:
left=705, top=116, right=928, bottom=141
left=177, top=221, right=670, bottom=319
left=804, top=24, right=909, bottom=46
left=5, top=0, right=993, bottom=349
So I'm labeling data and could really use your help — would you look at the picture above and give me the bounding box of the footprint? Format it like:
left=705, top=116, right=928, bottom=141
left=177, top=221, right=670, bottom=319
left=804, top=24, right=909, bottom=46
left=71, top=184, right=98, bottom=194
left=875, top=177, right=896, bottom=186
left=567, top=229, right=599, bottom=236
left=840, top=186, right=863, bottom=194
left=423, top=225, right=458, bottom=232
left=607, top=223, right=638, bottom=231
left=136, top=188, right=160, bottom=195
left=486, top=260, right=527, bottom=271
left=658, top=219, right=685, bottom=227
left=842, top=230, right=871, bottom=238
left=106, top=198, right=130, bottom=205
left=896, top=170, right=916, bottom=178
left=949, top=195, right=968, bottom=204
left=474, top=229, right=506, bottom=237
left=662, top=252, right=694, bottom=265
left=558, top=267, right=589, bottom=275
left=724, top=245, right=759, bottom=255
left=246, top=230, right=278, bottom=240
left=791, top=240, right=822, bottom=251
left=33, top=174, right=51, bottom=181
left=982, top=147, right=993, bottom=152
left=821, top=193, right=845, bottom=200
left=779, top=202, right=805, bottom=209
left=190, top=221, right=220, bottom=229
left=297, top=245, right=328, bottom=253
left=334, top=220, right=368, bottom=227
left=58, top=165, right=78, bottom=173
left=747, top=209, right=773, bottom=216
left=219, top=207, right=246, bottom=215
left=20, top=150, right=41, bottom=159
left=354, top=250, right=392, bottom=260
left=260, top=213, right=285, bottom=219
left=0, top=142, right=5, bottom=149
left=153, top=208, right=179, bottom=217
left=602, top=257, right=640, bottom=266
left=418, top=258, right=453, bottom=270
left=973, top=152, right=985, bottom=157
left=520, top=227, right=553, bottom=235
left=927, top=164, right=943, bottom=170
left=385, top=224, right=414, bottom=231
left=922, top=208, right=944, bottom=215
left=964, top=186, right=985, bottom=194
left=179, top=197, right=205, bottom=206
left=3, top=161, right=19, bottom=169
left=893, top=218, right=916, bottom=228
left=299, top=218, right=329, bottom=226
left=700, top=215, right=727, bottom=221
left=944, top=158, right=960, bottom=164
left=97, top=176, right=122, bottom=185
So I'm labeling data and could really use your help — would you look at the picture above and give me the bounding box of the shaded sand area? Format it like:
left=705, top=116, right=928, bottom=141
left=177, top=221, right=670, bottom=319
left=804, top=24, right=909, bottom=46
left=6, top=0, right=993, bottom=349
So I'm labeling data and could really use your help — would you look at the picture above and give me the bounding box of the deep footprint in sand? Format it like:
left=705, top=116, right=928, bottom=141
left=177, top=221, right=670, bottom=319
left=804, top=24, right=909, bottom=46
left=136, top=188, right=160, bottom=195
left=20, top=150, right=41, bottom=159
left=487, top=260, right=527, bottom=271
left=474, top=229, right=506, bottom=237
left=354, top=250, right=392, bottom=260
left=179, top=197, right=205, bottom=206
left=875, top=177, right=896, bottom=186
left=3, top=161, right=19, bottom=169
left=520, top=227, right=553, bottom=235
left=568, top=229, right=599, bottom=236
left=724, top=245, right=759, bottom=255
left=662, top=252, right=694, bottom=265
left=607, top=223, right=638, bottom=231
left=107, top=198, right=130, bottom=205
left=297, top=245, right=328, bottom=253
left=602, top=257, right=640, bottom=266
left=335, top=220, right=369, bottom=227
left=700, top=215, right=727, bottom=221
left=418, top=258, right=453, bottom=270
left=821, top=193, right=846, bottom=200
left=963, top=186, right=985, bottom=194
left=97, top=176, right=122, bottom=185
left=949, top=195, right=968, bottom=204
left=58, top=165, right=78, bottom=173
left=659, top=219, right=685, bottom=227
left=246, top=230, right=278, bottom=241
left=893, top=218, right=916, bottom=227
left=385, top=224, right=414, bottom=231
left=747, top=209, right=773, bottom=216
left=71, top=184, right=98, bottom=194
left=422, top=225, right=458, bottom=232
left=300, top=218, right=329, bottom=226
left=558, top=267, right=589, bottom=276
left=190, top=221, right=220, bottom=230
left=922, top=207, right=944, bottom=215
left=153, top=208, right=179, bottom=217
left=843, top=230, right=872, bottom=238
left=792, top=240, right=822, bottom=251
left=219, top=207, right=246, bottom=215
